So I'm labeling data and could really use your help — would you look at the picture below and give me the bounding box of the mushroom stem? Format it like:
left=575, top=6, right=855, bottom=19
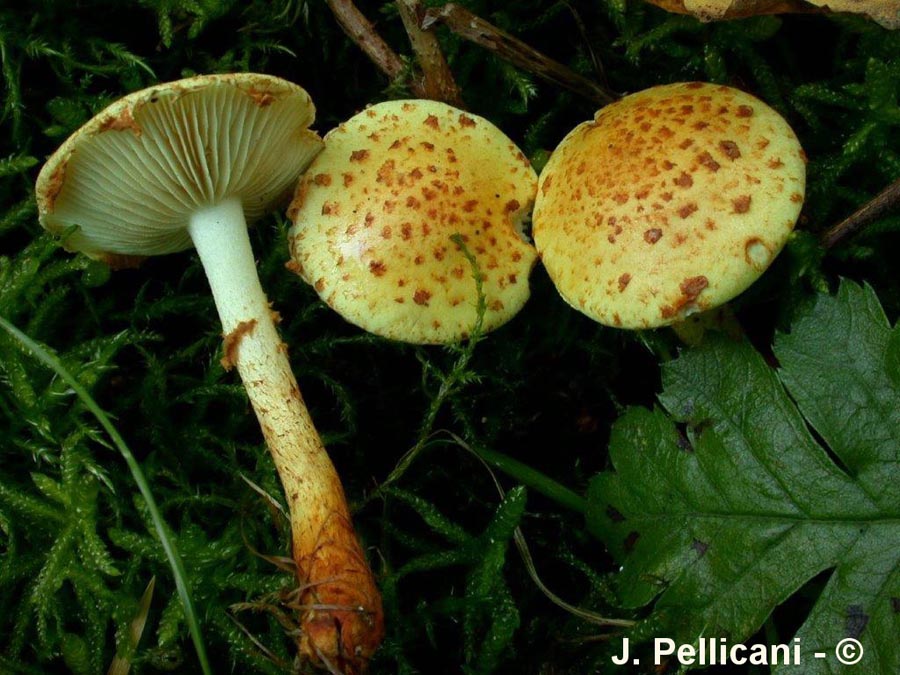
left=188, top=198, right=383, bottom=671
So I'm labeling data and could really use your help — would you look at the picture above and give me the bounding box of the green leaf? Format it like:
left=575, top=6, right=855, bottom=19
left=587, top=280, right=899, bottom=673
left=775, top=282, right=899, bottom=507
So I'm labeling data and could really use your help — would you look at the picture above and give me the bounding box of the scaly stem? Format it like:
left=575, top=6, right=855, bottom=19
left=188, top=198, right=383, bottom=672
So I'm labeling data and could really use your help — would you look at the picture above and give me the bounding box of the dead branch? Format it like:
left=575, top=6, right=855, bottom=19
left=325, top=0, right=421, bottom=93
left=396, top=0, right=464, bottom=107
left=421, top=3, right=617, bottom=107
left=821, top=177, right=900, bottom=249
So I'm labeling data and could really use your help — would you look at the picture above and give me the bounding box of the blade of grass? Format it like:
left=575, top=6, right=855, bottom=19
left=107, top=576, right=155, bottom=675
left=445, top=432, right=633, bottom=628
left=471, top=444, right=587, bottom=514
left=0, top=316, right=212, bottom=675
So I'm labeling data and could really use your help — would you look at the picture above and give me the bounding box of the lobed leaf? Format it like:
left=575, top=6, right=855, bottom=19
left=588, top=280, right=899, bottom=672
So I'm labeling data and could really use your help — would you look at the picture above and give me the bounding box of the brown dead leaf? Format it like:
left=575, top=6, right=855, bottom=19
left=644, top=0, right=900, bottom=29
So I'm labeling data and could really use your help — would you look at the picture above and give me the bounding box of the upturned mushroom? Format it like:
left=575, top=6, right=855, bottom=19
left=533, top=82, right=806, bottom=329
left=286, top=99, right=538, bottom=344
left=35, top=73, right=383, bottom=672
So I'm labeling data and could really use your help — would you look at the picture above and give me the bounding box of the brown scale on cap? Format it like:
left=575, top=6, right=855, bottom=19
left=99, top=106, right=142, bottom=135
left=288, top=99, right=538, bottom=344
left=533, top=82, right=806, bottom=329
left=733, top=195, right=752, bottom=213
left=40, top=162, right=68, bottom=213
left=644, top=228, right=663, bottom=244
left=245, top=89, right=275, bottom=107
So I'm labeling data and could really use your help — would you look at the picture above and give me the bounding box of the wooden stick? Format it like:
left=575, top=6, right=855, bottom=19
left=396, top=0, right=464, bottom=107
left=325, top=0, right=418, bottom=91
left=421, top=3, right=617, bottom=107
left=821, top=177, right=900, bottom=248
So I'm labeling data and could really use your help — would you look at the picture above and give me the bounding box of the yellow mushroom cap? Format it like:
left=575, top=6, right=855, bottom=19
left=533, top=82, right=806, bottom=329
left=36, top=73, right=323, bottom=261
left=287, top=99, right=538, bottom=344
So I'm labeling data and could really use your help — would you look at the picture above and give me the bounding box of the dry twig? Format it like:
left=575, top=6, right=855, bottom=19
left=421, top=3, right=617, bottom=106
left=821, top=177, right=900, bottom=249
left=396, top=0, right=464, bottom=106
left=325, top=0, right=420, bottom=92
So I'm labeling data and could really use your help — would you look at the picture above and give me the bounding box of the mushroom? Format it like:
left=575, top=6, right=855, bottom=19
left=533, top=81, right=806, bottom=329
left=286, top=99, right=538, bottom=344
left=35, top=73, right=384, bottom=672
